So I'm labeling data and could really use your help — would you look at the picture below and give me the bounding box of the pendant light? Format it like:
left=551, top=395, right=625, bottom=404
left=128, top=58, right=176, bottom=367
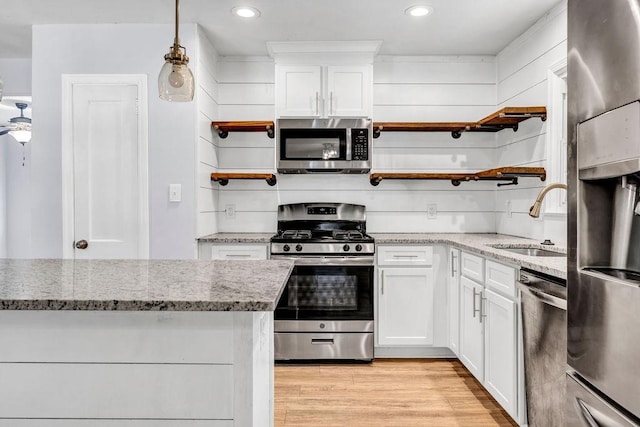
left=158, top=0, right=194, bottom=102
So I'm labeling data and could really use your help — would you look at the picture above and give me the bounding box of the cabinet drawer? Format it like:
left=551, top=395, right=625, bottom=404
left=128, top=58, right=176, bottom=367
left=485, top=260, right=517, bottom=298
left=377, top=246, right=433, bottom=266
left=460, top=251, right=484, bottom=283
left=211, top=244, right=267, bottom=260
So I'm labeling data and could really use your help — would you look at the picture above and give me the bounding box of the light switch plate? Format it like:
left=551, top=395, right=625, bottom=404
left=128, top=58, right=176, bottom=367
left=169, top=184, right=182, bottom=202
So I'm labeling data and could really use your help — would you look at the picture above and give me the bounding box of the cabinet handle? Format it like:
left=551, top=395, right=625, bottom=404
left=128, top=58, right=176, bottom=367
left=330, top=91, right=334, bottom=115
left=315, top=91, right=319, bottom=115
left=225, top=254, right=252, bottom=258
left=393, top=255, right=419, bottom=258
left=381, top=273, right=384, bottom=295
left=479, top=291, right=487, bottom=323
left=472, top=288, right=480, bottom=318
left=451, top=253, right=457, bottom=277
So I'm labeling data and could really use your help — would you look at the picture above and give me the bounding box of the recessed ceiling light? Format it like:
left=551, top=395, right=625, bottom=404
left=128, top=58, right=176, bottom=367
left=232, top=6, right=261, bottom=18
left=405, top=5, right=433, bottom=17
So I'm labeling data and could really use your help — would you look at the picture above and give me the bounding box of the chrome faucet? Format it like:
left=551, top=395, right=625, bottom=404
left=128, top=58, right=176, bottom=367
left=528, top=183, right=568, bottom=218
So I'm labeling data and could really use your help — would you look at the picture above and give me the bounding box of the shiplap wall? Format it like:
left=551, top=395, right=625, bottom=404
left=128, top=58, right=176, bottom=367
left=196, top=29, right=219, bottom=237
left=495, top=1, right=568, bottom=243
left=199, top=4, right=568, bottom=236
left=211, top=56, right=499, bottom=233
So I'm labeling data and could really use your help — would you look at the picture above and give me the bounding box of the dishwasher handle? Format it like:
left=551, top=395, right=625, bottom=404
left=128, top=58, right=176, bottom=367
left=518, top=281, right=567, bottom=310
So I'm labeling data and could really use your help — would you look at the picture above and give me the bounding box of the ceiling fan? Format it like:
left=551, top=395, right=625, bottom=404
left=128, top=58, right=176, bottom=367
left=0, top=101, right=32, bottom=145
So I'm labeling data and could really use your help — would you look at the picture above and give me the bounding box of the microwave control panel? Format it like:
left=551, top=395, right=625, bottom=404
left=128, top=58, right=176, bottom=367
left=351, top=128, right=369, bottom=160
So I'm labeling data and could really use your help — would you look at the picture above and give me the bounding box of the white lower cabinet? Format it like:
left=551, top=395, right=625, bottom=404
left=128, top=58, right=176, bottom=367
left=459, top=275, right=484, bottom=380
left=457, top=252, right=521, bottom=423
left=377, top=267, right=434, bottom=346
left=484, top=288, right=517, bottom=416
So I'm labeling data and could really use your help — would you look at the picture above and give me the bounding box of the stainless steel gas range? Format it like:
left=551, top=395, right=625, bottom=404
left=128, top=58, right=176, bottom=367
left=270, top=203, right=374, bottom=361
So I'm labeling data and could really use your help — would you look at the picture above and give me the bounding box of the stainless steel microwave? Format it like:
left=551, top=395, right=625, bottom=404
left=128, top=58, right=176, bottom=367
left=276, top=118, right=372, bottom=173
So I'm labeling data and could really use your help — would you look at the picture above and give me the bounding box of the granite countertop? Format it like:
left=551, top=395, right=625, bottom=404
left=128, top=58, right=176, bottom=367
left=372, top=233, right=567, bottom=279
left=199, top=232, right=567, bottom=279
left=198, top=233, right=273, bottom=243
left=0, top=259, right=294, bottom=311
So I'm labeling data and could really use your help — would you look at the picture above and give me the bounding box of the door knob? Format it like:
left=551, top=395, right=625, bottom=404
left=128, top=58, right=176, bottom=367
left=75, top=240, right=88, bottom=250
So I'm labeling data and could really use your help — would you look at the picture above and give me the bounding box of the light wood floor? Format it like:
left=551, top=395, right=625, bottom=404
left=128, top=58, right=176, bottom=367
left=275, top=359, right=518, bottom=427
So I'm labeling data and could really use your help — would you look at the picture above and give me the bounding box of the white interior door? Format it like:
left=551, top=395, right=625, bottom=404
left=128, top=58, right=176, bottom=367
left=63, top=75, right=148, bottom=259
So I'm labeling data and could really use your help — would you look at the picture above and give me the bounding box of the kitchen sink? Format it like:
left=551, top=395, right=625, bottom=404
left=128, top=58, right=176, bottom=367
left=491, top=246, right=566, bottom=257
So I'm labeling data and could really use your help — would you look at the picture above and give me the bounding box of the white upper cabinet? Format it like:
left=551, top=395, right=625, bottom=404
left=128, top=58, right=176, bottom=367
left=269, top=41, right=379, bottom=119
left=326, top=65, right=372, bottom=117
left=275, top=64, right=372, bottom=118
left=275, top=65, right=323, bottom=117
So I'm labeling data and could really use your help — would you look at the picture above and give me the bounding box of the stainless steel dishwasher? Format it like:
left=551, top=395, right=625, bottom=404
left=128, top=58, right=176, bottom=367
left=518, top=268, right=567, bottom=427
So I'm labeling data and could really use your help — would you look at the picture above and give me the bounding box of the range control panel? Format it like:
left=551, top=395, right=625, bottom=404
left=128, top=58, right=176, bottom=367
left=307, top=206, right=337, bottom=215
left=351, top=128, right=369, bottom=161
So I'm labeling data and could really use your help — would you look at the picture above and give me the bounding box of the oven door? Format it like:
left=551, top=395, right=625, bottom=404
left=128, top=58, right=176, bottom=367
left=272, top=256, right=373, bottom=323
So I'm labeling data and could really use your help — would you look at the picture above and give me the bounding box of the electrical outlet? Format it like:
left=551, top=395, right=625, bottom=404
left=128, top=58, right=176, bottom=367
left=506, top=200, right=512, bottom=218
left=427, top=203, right=437, bottom=220
left=225, top=204, right=236, bottom=220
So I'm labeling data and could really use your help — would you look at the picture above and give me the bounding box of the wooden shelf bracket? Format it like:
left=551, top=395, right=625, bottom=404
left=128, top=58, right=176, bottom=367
left=211, top=121, right=275, bottom=139
left=211, top=173, right=277, bottom=187
left=369, top=167, right=546, bottom=187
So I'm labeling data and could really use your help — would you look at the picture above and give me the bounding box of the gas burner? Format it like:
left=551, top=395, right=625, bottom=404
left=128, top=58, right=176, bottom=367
left=281, top=230, right=312, bottom=239
left=332, top=230, right=365, bottom=241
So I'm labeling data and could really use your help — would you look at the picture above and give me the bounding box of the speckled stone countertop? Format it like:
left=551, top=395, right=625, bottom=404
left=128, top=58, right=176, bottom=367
left=198, top=232, right=567, bottom=279
left=0, top=259, right=294, bottom=311
left=372, top=233, right=567, bottom=279
left=198, top=233, right=273, bottom=243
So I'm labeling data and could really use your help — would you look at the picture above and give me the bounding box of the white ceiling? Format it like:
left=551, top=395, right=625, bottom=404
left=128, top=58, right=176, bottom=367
left=0, top=0, right=563, bottom=58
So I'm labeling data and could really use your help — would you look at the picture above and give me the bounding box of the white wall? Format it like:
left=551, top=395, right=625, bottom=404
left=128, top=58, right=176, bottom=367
left=31, top=24, right=198, bottom=258
left=210, top=55, right=499, bottom=233
left=0, top=58, right=32, bottom=258
left=495, top=1, right=567, bottom=244
left=196, top=28, right=220, bottom=238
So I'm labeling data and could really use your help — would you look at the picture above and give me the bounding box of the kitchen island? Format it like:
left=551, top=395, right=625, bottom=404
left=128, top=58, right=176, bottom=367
left=0, top=259, right=294, bottom=427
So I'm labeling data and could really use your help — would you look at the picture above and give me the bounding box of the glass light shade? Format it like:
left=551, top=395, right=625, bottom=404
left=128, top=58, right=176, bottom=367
left=9, top=129, right=32, bottom=144
left=158, top=61, right=194, bottom=102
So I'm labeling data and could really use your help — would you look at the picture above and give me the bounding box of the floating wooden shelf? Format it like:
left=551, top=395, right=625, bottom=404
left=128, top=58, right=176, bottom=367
left=369, top=167, right=547, bottom=187
left=373, top=106, right=547, bottom=139
left=211, top=121, right=275, bottom=139
left=211, top=173, right=277, bottom=186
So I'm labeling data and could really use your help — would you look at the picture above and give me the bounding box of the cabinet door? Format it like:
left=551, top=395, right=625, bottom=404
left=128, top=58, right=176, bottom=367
left=276, top=65, right=322, bottom=117
left=326, top=65, right=372, bottom=117
left=448, top=248, right=460, bottom=356
left=484, top=288, right=517, bottom=418
left=377, top=267, right=434, bottom=346
left=459, top=276, right=484, bottom=381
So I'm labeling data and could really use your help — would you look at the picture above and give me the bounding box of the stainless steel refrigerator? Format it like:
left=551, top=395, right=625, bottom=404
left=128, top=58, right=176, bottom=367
left=568, top=0, right=640, bottom=425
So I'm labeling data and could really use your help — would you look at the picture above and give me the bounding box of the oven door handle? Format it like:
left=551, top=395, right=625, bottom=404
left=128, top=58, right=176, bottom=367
left=270, top=255, right=374, bottom=266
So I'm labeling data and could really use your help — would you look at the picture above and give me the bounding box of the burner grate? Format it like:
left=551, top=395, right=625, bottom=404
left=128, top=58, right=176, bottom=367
left=281, top=230, right=312, bottom=239
left=332, top=230, right=365, bottom=240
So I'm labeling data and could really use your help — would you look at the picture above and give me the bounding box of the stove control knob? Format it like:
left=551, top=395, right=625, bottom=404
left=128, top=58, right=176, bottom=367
left=283, top=244, right=290, bottom=252
left=343, top=244, right=351, bottom=252
left=355, top=244, right=363, bottom=252
left=295, top=244, right=303, bottom=252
